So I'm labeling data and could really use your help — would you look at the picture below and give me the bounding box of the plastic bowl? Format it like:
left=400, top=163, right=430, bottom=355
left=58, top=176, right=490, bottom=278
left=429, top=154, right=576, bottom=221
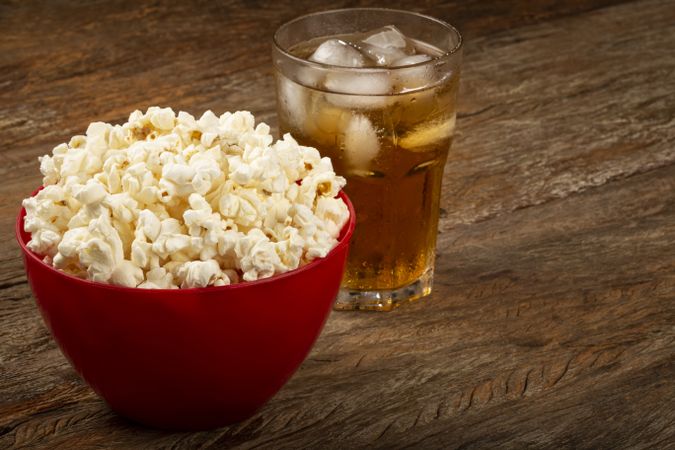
left=15, top=189, right=355, bottom=430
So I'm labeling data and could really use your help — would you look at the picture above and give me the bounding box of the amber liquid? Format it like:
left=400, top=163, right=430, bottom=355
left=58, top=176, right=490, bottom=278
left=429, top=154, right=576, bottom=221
left=337, top=136, right=449, bottom=290
left=278, top=39, right=458, bottom=292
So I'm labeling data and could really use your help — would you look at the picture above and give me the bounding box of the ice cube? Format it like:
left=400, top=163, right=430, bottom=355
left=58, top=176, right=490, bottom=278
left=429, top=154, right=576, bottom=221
left=399, top=114, right=456, bottom=151
left=309, top=39, right=366, bottom=67
left=392, top=54, right=432, bottom=67
left=278, top=77, right=308, bottom=129
left=343, top=114, right=380, bottom=168
left=392, top=55, right=435, bottom=92
left=313, top=104, right=349, bottom=135
left=324, top=70, right=391, bottom=95
left=359, top=25, right=416, bottom=66
left=362, top=25, right=410, bottom=50
left=295, top=66, right=323, bottom=89
left=362, top=46, right=408, bottom=67
left=306, top=103, right=350, bottom=148
left=324, top=92, right=393, bottom=110
left=323, top=72, right=392, bottom=109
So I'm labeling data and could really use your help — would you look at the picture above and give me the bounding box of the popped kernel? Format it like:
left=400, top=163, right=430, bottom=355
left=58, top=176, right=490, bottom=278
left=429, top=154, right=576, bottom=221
left=23, top=107, right=349, bottom=289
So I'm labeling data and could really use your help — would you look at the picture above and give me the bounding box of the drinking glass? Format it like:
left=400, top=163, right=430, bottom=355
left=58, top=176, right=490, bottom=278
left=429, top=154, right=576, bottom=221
left=273, top=8, right=462, bottom=311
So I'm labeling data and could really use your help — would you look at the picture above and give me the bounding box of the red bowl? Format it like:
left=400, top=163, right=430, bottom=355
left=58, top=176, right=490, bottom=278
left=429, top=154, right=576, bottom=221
left=15, top=189, right=355, bottom=430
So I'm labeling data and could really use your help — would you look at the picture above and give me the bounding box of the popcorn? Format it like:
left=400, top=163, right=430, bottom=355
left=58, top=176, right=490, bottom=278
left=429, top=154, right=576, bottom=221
left=315, top=195, right=351, bottom=237
left=137, top=209, right=161, bottom=241
left=138, top=267, right=177, bottom=289
left=70, top=213, right=126, bottom=283
left=72, top=179, right=107, bottom=206
left=130, top=209, right=162, bottom=270
left=149, top=107, right=176, bottom=131
left=23, top=185, right=73, bottom=257
left=175, top=260, right=231, bottom=288
left=23, top=108, right=349, bottom=288
left=110, top=260, right=145, bottom=288
left=151, top=218, right=193, bottom=259
left=236, top=229, right=286, bottom=281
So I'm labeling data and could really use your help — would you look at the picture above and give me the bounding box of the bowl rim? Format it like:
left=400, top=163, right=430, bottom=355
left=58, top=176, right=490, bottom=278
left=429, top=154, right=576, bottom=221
left=16, top=187, right=356, bottom=294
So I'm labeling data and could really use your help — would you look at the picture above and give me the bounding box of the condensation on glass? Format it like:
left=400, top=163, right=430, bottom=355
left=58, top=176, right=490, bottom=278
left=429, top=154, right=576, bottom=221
left=274, top=9, right=462, bottom=311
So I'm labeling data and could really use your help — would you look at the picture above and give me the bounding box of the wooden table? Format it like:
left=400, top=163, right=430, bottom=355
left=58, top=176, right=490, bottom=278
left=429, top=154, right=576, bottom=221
left=1, top=0, right=674, bottom=448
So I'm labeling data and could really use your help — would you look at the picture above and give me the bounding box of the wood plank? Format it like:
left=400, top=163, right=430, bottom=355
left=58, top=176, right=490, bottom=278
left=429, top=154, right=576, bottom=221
left=3, top=138, right=673, bottom=449
left=1, top=0, right=674, bottom=448
left=440, top=0, right=675, bottom=231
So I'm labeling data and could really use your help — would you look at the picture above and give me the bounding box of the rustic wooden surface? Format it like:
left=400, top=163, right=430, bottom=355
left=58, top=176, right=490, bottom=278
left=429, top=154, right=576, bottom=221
left=1, top=0, right=674, bottom=448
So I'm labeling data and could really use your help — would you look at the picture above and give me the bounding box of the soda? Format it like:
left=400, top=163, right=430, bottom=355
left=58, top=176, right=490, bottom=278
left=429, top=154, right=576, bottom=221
left=274, top=14, right=462, bottom=310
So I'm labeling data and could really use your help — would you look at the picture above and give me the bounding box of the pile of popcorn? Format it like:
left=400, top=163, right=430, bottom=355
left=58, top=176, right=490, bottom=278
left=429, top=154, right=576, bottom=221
left=22, top=107, right=349, bottom=289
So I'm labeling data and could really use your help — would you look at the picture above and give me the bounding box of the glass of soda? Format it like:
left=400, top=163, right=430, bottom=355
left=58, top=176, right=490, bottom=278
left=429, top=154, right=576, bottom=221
left=273, top=8, right=462, bottom=311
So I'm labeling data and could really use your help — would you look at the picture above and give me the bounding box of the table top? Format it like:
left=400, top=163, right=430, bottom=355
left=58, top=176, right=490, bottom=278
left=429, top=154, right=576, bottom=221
left=1, top=0, right=674, bottom=448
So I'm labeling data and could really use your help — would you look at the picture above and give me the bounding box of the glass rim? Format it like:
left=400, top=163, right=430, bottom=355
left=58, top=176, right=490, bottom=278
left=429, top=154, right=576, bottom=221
left=273, top=7, right=463, bottom=73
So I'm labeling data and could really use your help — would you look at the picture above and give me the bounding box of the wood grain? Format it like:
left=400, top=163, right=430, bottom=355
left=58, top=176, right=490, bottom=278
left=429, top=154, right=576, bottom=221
left=1, top=0, right=674, bottom=448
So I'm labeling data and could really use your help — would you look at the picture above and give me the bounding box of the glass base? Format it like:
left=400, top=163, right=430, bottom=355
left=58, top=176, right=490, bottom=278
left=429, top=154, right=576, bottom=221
left=334, top=269, right=433, bottom=312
